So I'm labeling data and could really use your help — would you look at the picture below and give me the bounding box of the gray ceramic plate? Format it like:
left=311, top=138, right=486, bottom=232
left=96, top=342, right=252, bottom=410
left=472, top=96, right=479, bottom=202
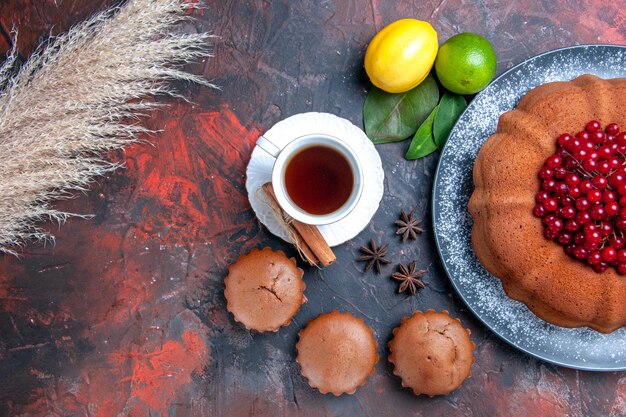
left=432, top=44, right=626, bottom=371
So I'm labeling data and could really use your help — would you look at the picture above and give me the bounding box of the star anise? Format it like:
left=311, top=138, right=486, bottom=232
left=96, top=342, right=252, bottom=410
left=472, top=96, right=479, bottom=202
left=358, top=240, right=391, bottom=273
left=391, top=261, right=427, bottom=295
left=395, top=209, right=424, bottom=242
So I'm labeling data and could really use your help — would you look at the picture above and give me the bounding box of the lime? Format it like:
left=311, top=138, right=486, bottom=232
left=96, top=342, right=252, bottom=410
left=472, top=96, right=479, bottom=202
left=364, top=19, right=438, bottom=93
left=434, top=33, right=496, bottom=95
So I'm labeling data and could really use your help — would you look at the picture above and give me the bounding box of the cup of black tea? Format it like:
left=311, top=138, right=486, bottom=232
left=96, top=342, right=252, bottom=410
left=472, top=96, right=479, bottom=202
left=257, top=133, right=364, bottom=225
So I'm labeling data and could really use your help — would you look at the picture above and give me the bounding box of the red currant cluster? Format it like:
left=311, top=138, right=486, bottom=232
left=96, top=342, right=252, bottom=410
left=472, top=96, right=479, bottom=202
left=534, top=120, right=626, bottom=273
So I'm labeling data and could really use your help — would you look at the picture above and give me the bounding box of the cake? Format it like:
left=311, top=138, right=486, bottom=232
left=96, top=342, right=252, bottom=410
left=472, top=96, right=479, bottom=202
left=388, top=310, right=475, bottom=396
left=224, top=247, right=306, bottom=332
left=295, top=311, right=378, bottom=395
left=469, top=74, right=626, bottom=333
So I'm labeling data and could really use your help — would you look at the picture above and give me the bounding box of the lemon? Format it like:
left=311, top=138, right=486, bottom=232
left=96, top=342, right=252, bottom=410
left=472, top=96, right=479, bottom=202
left=434, top=33, right=497, bottom=95
left=364, top=19, right=438, bottom=94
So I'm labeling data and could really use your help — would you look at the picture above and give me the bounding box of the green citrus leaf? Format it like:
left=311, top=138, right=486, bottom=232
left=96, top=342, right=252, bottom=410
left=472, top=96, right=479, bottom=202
left=364, top=75, right=439, bottom=144
left=433, top=91, right=467, bottom=150
left=405, top=105, right=438, bottom=160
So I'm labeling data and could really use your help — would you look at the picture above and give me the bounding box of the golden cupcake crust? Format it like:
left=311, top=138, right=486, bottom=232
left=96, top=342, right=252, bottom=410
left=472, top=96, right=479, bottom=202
left=296, top=311, right=378, bottom=396
left=388, top=310, right=475, bottom=397
left=224, top=247, right=306, bottom=332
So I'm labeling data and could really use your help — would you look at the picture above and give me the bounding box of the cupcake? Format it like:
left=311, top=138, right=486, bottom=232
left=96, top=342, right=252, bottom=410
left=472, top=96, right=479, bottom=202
left=224, top=247, right=306, bottom=332
left=296, top=311, right=378, bottom=395
left=388, top=309, right=475, bottom=396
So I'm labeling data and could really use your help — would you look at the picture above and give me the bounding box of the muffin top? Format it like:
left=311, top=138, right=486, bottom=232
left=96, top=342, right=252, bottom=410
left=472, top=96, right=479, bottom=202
left=388, top=309, right=475, bottom=396
left=296, top=311, right=378, bottom=396
left=224, top=247, right=305, bottom=332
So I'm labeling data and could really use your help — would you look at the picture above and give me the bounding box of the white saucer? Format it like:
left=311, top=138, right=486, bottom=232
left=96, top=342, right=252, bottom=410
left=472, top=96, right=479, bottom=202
left=246, top=112, right=384, bottom=247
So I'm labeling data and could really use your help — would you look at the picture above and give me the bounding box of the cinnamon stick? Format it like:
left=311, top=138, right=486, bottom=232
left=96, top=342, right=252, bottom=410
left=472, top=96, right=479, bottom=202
left=262, top=182, right=336, bottom=267
left=262, top=183, right=319, bottom=266
left=289, top=219, right=336, bottom=267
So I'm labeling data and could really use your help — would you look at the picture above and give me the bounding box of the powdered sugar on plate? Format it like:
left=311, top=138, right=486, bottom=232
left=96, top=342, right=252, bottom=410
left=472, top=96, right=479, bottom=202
left=433, top=45, right=626, bottom=370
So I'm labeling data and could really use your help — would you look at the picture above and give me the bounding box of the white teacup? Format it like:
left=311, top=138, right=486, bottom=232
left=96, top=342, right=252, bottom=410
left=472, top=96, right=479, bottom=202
left=257, top=133, right=364, bottom=225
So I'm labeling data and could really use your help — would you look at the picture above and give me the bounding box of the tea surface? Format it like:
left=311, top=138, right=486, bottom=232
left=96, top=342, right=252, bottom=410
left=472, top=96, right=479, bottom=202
left=284, top=145, right=354, bottom=215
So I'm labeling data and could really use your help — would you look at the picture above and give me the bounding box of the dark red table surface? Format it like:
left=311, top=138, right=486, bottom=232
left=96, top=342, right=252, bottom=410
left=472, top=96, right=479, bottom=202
left=0, top=1, right=625, bottom=416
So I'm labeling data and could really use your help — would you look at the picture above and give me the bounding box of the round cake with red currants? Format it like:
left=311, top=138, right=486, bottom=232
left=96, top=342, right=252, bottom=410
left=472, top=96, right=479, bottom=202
left=469, top=74, right=626, bottom=333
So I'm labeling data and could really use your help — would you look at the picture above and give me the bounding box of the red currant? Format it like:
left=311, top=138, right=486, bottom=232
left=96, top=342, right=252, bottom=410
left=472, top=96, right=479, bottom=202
left=585, top=229, right=602, bottom=243
left=591, top=130, right=605, bottom=145
left=537, top=121, right=626, bottom=272
left=543, top=215, right=557, bottom=225
left=609, top=235, right=625, bottom=249
left=598, top=145, right=613, bottom=159
left=606, top=123, right=620, bottom=136
left=561, top=206, right=576, bottom=219
left=586, top=120, right=602, bottom=133
left=569, top=186, right=582, bottom=199
left=587, top=189, right=602, bottom=204
left=558, top=231, right=573, bottom=245
left=575, top=211, right=591, bottom=225
left=554, top=182, right=568, bottom=195
left=582, top=223, right=596, bottom=235
left=583, top=239, right=600, bottom=252
left=538, top=167, right=553, bottom=180
left=602, top=190, right=616, bottom=203
left=597, top=160, right=612, bottom=174
left=533, top=204, right=546, bottom=217
left=545, top=155, right=562, bottom=169
left=544, top=228, right=559, bottom=240
left=611, top=141, right=620, bottom=152
left=592, top=175, right=608, bottom=190
left=564, top=173, right=580, bottom=187
left=604, top=202, right=620, bottom=216
left=579, top=180, right=594, bottom=194
left=582, top=158, right=597, bottom=171
left=609, top=172, right=626, bottom=188
left=536, top=191, right=549, bottom=203
left=558, top=133, right=573, bottom=147
left=575, top=149, right=588, bottom=161
left=610, top=157, right=622, bottom=170
left=573, top=246, right=588, bottom=259
left=616, top=217, right=626, bottom=231
left=543, top=198, right=558, bottom=212
left=594, top=262, right=609, bottom=273
left=564, top=156, right=578, bottom=170
left=576, top=131, right=590, bottom=142
left=587, top=251, right=603, bottom=265
left=564, top=219, right=580, bottom=232
left=586, top=143, right=596, bottom=153
left=602, top=247, right=617, bottom=262
left=590, top=205, right=605, bottom=220
left=557, top=194, right=574, bottom=206
left=599, top=222, right=613, bottom=236
left=553, top=167, right=567, bottom=180
left=575, top=198, right=590, bottom=212
left=543, top=179, right=557, bottom=192
left=548, top=217, right=563, bottom=231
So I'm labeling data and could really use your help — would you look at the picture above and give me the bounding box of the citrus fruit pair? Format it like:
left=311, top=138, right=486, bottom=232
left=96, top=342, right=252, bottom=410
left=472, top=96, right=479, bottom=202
left=365, top=19, right=496, bottom=95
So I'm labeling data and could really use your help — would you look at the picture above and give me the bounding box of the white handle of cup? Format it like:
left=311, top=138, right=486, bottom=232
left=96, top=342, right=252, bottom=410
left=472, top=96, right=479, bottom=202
left=256, top=135, right=281, bottom=159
